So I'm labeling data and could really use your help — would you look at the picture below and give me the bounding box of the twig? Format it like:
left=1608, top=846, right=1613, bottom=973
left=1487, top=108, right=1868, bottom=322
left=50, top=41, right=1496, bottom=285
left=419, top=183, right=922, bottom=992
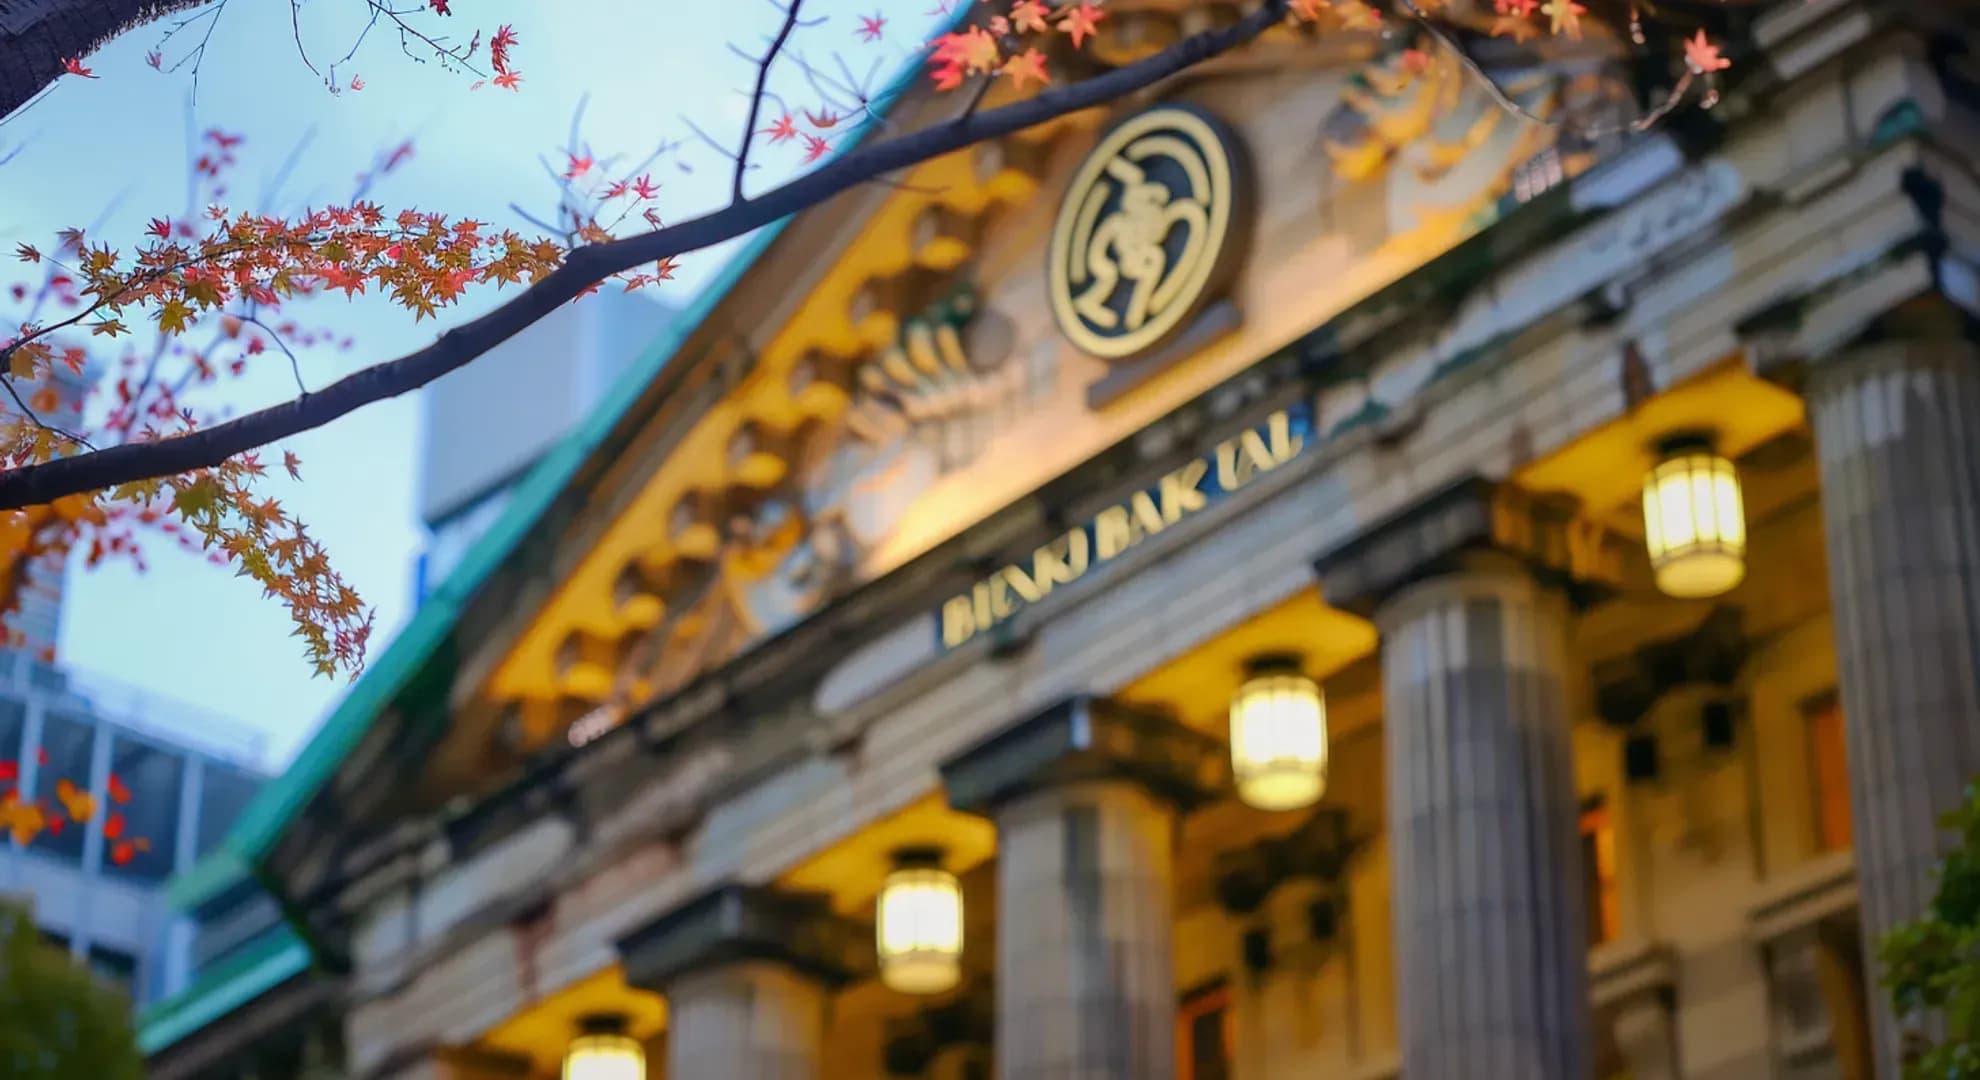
left=735, top=0, right=808, bottom=202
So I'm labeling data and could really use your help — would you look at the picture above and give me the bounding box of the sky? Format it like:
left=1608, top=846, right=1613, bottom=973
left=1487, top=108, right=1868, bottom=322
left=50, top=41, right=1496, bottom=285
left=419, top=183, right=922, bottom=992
left=1, top=0, right=948, bottom=768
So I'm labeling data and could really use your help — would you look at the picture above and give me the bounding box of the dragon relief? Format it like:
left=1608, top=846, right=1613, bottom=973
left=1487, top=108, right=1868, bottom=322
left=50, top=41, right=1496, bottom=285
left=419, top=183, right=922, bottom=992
left=618, top=286, right=1042, bottom=705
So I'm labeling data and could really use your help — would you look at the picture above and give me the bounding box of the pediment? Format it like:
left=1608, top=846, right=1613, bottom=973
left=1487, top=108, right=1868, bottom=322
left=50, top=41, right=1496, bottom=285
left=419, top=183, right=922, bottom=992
left=429, top=19, right=1632, bottom=792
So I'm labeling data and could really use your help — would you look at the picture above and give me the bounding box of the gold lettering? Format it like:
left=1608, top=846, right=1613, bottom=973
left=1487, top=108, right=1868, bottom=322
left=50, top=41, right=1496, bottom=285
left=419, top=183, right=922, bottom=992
left=1095, top=505, right=1134, bottom=561
left=1130, top=490, right=1166, bottom=538
left=942, top=596, right=978, bottom=648
left=1216, top=437, right=1240, bottom=491
left=1159, top=459, right=1209, bottom=524
left=972, top=581, right=994, bottom=631
left=987, top=574, right=1015, bottom=620
left=1002, top=563, right=1043, bottom=604
left=1033, top=528, right=1091, bottom=593
left=1267, top=409, right=1303, bottom=462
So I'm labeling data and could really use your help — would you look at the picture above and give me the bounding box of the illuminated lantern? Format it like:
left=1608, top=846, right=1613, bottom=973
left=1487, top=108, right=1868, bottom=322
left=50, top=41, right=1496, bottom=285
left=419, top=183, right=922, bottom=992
left=562, top=1014, right=644, bottom=1080
left=877, top=847, right=963, bottom=995
left=1229, top=654, right=1327, bottom=812
left=1641, top=435, right=1746, bottom=599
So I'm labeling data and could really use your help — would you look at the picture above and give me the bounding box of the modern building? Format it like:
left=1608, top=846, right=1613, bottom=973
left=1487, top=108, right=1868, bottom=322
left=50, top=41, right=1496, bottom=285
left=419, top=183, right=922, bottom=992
left=415, top=290, right=680, bottom=602
left=0, top=651, right=268, bottom=1009
left=148, top=2, right=1980, bottom=1079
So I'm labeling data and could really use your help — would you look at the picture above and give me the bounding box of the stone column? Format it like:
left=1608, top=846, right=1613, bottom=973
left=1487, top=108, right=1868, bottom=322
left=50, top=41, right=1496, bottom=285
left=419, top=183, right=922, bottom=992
left=1315, top=479, right=1613, bottom=1080
left=1806, top=338, right=1980, bottom=1072
left=666, top=961, right=827, bottom=1079
left=1378, top=563, right=1591, bottom=1079
left=616, top=883, right=866, bottom=1080
left=942, top=696, right=1226, bottom=1080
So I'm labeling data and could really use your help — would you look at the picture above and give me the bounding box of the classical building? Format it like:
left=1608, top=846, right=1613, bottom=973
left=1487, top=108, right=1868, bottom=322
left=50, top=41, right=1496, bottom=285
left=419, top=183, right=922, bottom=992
left=144, top=1, right=1980, bottom=1078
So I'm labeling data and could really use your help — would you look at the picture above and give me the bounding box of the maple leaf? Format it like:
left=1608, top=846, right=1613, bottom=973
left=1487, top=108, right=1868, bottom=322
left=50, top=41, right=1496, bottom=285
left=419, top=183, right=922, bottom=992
left=146, top=217, right=173, bottom=239
left=1011, top=0, right=1050, bottom=34
left=1401, top=48, right=1431, bottom=75
left=62, top=57, right=97, bottom=79
left=652, top=256, right=679, bottom=281
left=632, top=174, right=660, bottom=200
left=284, top=450, right=304, bottom=480
left=1683, top=30, right=1731, bottom=74
left=802, top=134, right=832, bottom=163
left=431, top=0, right=451, bottom=12
left=763, top=114, right=799, bottom=143
left=493, top=70, right=523, bottom=91
left=350, top=75, right=366, bottom=91
left=856, top=13, right=886, bottom=42
left=146, top=49, right=163, bottom=69
left=14, top=243, right=39, bottom=264
left=108, top=773, right=131, bottom=804
left=1003, top=49, right=1050, bottom=91
left=805, top=109, right=843, bottom=130
left=565, top=151, right=594, bottom=179
left=1542, top=0, right=1585, bottom=37
left=1057, top=3, right=1104, bottom=49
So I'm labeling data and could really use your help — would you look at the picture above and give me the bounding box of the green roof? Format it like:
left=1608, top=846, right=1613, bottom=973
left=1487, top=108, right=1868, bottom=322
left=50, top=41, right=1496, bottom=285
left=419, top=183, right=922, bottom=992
left=136, top=925, right=312, bottom=1057
left=165, top=25, right=958, bottom=918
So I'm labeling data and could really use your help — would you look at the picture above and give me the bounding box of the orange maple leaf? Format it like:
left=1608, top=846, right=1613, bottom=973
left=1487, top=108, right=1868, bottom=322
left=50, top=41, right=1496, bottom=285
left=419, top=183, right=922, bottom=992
left=1057, top=3, right=1104, bottom=49
left=1003, top=49, right=1049, bottom=91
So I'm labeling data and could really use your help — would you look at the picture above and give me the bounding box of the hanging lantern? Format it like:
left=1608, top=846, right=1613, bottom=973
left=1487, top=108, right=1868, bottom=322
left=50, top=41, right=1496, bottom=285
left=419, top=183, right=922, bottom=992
left=877, top=847, right=963, bottom=995
left=562, top=1014, right=643, bottom=1080
left=1229, top=654, right=1328, bottom=812
left=1641, top=434, right=1746, bottom=599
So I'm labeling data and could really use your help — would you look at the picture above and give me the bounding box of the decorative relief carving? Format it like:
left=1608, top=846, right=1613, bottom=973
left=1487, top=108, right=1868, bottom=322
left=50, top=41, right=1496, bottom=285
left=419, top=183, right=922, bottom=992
left=616, top=286, right=1052, bottom=706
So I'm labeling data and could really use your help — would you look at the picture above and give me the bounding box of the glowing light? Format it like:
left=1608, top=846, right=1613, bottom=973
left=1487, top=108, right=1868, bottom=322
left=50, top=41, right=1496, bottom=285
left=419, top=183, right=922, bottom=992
left=1230, top=656, right=1327, bottom=812
left=562, top=1015, right=643, bottom=1080
left=1642, top=438, right=1745, bottom=599
left=877, top=850, right=963, bottom=995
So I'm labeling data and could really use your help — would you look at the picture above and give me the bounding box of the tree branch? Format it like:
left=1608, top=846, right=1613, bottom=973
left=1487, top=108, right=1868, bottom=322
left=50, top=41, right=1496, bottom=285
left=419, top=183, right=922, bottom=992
left=733, top=0, right=806, bottom=202
left=0, top=0, right=1288, bottom=510
left=0, top=0, right=211, bottom=120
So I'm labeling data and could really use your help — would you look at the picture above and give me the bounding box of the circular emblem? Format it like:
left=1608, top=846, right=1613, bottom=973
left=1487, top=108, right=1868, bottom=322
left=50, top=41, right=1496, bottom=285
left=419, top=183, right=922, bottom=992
left=1048, top=104, right=1249, bottom=362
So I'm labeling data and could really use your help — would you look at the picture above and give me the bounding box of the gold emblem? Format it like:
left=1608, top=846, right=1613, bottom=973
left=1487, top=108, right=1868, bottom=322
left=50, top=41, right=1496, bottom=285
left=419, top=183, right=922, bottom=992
left=1049, top=104, right=1248, bottom=361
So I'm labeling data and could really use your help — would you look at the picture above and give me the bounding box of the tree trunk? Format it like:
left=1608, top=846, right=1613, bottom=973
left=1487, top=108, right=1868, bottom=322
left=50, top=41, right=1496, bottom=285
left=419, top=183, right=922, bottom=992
left=0, top=0, right=208, bottom=120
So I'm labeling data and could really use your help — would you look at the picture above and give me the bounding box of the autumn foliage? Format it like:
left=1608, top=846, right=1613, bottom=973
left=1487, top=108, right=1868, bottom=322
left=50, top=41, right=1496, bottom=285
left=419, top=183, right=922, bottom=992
left=0, top=0, right=1735, bottom=694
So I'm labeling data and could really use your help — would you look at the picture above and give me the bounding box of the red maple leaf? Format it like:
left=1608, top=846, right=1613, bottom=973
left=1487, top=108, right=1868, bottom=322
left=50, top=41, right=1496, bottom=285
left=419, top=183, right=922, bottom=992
left=493, top=70, right=523, bottom=91
left=631, top=174, right=660, bottom=200
left=107, top=773, right=131, bottom=804
left=1683, top=30, right=1731, bottom=74
left=431, top=0, right=451, bottom=13
left=349, top=74, right=366, bottom=91
left=805, top=108, right=842, bottom=130
left=802, top=134, right=831, bottom=163
left=1057, top=3, right=1104, bottom=49
left=145, top=50, right=163, bottom=69
left=763, top=114, right=799, bottom=143
left=284, top=451, right=304, bottom=480
left=146, top=218, right=172, bottom=239
left=62, top=57, right=96, bottom=79
left=1003, top=49, right=1049, bottom=91
left=0, top=762, right=14, bottom=783
left=856, top=13, right=886, bottom=42
left=564, top=152, right=593, bottom=179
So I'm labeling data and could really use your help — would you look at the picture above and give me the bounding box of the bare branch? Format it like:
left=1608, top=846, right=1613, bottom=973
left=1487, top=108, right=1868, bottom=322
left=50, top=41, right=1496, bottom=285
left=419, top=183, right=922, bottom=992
left=735, top=0, right=807, bottom=202
left=0, top=0, right=1290, bottom=510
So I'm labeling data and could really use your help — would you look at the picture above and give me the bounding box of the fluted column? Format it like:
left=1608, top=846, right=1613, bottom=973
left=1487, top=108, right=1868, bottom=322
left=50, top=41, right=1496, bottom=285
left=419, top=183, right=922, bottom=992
left=666, top=961, right=827, bottom=1080
left=1376, top=560, right=1592, bottom=1079
left=942, top=696, right=1226, bottom=1080
left=616, top=883, right=867, bottom=1080
left=1806, top=337, right=1980, bottom=1072
left=1315, top=479, right=1613, bottom=1080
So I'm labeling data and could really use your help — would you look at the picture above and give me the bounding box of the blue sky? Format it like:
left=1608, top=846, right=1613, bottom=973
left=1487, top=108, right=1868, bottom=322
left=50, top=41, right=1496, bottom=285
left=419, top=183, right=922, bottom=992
left=2, top=0, right=944, bottom=766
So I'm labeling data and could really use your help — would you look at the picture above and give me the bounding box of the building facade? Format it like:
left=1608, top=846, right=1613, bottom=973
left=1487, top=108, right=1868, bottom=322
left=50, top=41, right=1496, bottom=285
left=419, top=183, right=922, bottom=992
left=0, top=651, right=268, bottom=1008
left=155, top=2, right=1980, bottom=1078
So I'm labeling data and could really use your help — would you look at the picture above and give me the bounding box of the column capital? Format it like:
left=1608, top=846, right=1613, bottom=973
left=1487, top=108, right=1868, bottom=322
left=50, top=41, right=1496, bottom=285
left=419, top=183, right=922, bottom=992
left=1312, top=475, right=1622, bottom=617
left=1804, top=334, right=1979, bottom=391
left=615, top=882, right=869, bottom=993
left=939, top=695, right=1227, bottom=818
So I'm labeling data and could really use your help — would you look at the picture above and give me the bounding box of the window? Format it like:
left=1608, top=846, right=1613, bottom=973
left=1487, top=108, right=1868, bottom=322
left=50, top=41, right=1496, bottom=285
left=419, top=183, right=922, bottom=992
left=1806, top=691, right=1852, bottom=853
left=1178, top=981, right=1233, bottom=1080
left=1580, top=798, right=1620, bottom=946
left=197, top=761, right=261, bottom=857
left=101, top=733, right=184, bottom=881
left=29, top=710, right=96, bottom=864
